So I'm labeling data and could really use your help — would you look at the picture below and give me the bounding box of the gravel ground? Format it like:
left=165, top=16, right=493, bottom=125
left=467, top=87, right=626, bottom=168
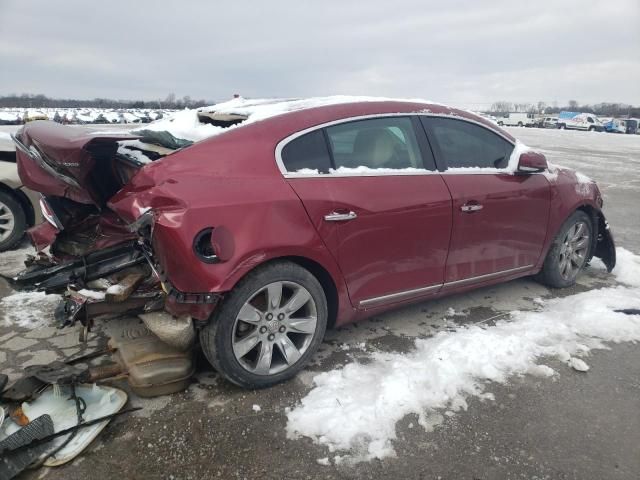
left=0, top=127, right=638, bottom=480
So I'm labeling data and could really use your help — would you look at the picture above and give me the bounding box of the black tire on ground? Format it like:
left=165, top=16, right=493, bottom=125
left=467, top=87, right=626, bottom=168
left=200, top=261, right=328, bottom=389
left=0, top=190, right=27, bottom=251
left=536, top=211, right=593, bottom=289
left=518, top=122, right=523, bottom=127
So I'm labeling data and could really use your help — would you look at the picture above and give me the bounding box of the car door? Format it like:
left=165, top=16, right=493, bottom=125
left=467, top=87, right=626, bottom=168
left=280, top=116, right=452, bottom=309
left=420, top=116, right=551, bottom=286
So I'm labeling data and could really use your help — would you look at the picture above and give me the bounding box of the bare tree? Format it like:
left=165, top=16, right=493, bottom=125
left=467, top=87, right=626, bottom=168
left=491, top=101, right=512, bottom=113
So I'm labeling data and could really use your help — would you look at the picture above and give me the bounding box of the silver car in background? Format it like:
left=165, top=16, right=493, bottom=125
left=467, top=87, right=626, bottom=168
left=0, top=131, right=40, bottom=250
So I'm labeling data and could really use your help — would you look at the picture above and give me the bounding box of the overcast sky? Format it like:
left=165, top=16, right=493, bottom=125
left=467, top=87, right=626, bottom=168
left=1, top=0, right=638, bottom=108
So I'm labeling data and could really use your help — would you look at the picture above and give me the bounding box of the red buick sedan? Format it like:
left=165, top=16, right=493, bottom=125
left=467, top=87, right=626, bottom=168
left=12, top=99, right=616, bottom=388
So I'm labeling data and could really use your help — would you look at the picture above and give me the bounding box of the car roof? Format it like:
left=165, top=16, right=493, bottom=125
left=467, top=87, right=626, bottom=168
left=143, top=96, right=515, bottom=145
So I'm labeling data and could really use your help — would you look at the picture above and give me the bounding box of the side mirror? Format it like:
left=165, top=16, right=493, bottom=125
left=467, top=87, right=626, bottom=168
left=517, top=151, right=547, bottom=174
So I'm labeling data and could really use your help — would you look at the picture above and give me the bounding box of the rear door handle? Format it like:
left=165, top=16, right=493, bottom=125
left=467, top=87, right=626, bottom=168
left=324, top=211, right=358, bottom=222
left=460, top=203, right=483, bottom=213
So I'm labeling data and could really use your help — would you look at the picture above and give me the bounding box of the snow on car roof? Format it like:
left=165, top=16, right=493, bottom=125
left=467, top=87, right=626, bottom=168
left=135, top=95, right=438, bottom=142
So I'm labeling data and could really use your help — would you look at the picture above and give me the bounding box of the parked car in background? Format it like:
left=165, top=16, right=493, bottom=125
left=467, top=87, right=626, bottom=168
left=556, top=111, right=603, bottom=131
left=603, top=118, right=627, bottom=133
left=541, top=116, right=558, bottom=128
left=496, top=112, right=536, bottom=127
left=624, top=118, right=638, bottom=134
left=0, top=139, right=39, bottom=250
left=11, top=98, right=616, bottom=388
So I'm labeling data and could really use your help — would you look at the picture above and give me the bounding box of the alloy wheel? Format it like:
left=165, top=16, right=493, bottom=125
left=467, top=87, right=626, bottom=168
left=558, top=221, right=590, bottom=280
left=232, top=281, right=318, bottom=376
left=0, top=201, right=16, bottom=242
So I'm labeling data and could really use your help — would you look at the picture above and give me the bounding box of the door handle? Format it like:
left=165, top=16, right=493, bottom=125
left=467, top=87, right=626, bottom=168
left=460, top=203, right=483, bottom=213
left=324, top=211, right=358, bottom=222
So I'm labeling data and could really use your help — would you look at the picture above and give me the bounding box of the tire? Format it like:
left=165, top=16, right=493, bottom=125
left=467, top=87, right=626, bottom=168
left=588, top=126, right=595, bottom=132
left=518, top=122, right=523, bottom=127
left=536, top=211, right=593, bottom=288
left=558, top=124, right=566, bottom=130
left=0, top=190, right=27, bottom=251
left=200, top=261, right=328, bottom=389
left=497, top=121, right=504, bottom=126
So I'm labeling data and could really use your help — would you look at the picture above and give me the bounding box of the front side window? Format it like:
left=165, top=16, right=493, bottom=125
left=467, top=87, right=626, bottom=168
left=325, top=117, right=425, bottom=171
left=424, top=117, right=514, bottom=169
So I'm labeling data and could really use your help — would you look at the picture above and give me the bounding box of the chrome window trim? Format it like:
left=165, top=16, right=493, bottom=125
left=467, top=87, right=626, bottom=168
left=358, top=264, right=534, bottom=308
left=274, top=112, right=516, bottom=179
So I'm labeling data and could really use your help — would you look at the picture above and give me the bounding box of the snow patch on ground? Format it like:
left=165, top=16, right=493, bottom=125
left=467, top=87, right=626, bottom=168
left=611, top=247, right=640, bottom=288
left=1, top=291, right=61, bottom=328
left=286, top=248, right=640, bottom=462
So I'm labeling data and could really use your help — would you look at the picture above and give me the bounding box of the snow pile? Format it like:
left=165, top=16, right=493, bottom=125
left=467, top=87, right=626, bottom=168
left=286, top=248, right=640, bottom=462
left=1, top=291, right=61, bottom=328
left=610, top=247, right=640, bottom=288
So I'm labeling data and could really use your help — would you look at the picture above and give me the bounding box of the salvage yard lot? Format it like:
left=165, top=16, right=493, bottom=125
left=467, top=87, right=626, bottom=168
left=1, top=127, right=639, bottom=479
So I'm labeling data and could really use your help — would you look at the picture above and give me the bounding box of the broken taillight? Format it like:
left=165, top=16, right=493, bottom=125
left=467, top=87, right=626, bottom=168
left=39, top=196, right=64, bottom=230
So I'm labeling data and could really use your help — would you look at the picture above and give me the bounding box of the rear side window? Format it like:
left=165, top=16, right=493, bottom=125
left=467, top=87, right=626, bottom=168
left=425, top=117, right=514, bottom=169
left=281, top=130, right=332, bottom=173
left=325, top=117, right=425, bottom=171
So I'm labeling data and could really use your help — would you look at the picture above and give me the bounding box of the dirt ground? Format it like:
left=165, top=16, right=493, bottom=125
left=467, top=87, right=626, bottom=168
left=1, top=127, right=639, bottom=479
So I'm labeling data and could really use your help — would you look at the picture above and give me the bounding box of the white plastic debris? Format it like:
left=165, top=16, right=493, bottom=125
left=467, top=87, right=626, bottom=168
left=568, top=357, right=590, bottom=372
left=0, top=384, right=127, bottom=466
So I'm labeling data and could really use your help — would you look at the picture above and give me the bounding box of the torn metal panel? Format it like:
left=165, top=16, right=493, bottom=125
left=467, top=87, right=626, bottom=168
left=9, top=242, right=145, bottom=292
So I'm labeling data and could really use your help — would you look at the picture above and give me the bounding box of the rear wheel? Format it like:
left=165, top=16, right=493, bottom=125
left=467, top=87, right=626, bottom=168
left=0, top=190, right=27, bottom=251
left=200, top=261, right=328, bottom=388
left=536, top=211, right=592, bottom=288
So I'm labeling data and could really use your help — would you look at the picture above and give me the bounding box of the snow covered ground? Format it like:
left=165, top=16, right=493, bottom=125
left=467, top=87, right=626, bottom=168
left=286, top=248, right=640, bottom=463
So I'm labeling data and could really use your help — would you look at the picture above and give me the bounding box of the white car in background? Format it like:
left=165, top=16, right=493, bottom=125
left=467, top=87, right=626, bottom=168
left=0, top=132, right=40, bottom=250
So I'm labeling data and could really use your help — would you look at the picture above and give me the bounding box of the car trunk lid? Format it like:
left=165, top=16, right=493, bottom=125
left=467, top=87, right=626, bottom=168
left=13, top=121, right=140, bottom=206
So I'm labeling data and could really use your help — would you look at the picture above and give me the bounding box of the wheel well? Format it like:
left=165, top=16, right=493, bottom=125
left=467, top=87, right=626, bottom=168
left=0, top=183, right=35, bottom=226
left=576, top=205, right=600, bottom=260
left=258, top=256, right=339, bottom=329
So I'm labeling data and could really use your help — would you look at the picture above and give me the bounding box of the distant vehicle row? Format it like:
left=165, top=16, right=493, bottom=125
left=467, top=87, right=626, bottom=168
left=494, top=111, right=638, bottom=134
left=0, top=108, right=178, bottom=125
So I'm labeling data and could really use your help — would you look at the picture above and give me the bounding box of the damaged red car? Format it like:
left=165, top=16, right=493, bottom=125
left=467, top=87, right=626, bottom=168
left=8, top=98, right=616, bottom=389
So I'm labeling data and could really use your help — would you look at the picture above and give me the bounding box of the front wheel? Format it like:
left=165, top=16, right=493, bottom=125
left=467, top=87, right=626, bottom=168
left=200, top=261, right=328, bottom=388
left=536, top=211, right=593, bottom=288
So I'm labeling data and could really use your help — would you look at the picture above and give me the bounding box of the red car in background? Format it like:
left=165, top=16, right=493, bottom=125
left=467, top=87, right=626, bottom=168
left=10, top=99, right=616, bottom=388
